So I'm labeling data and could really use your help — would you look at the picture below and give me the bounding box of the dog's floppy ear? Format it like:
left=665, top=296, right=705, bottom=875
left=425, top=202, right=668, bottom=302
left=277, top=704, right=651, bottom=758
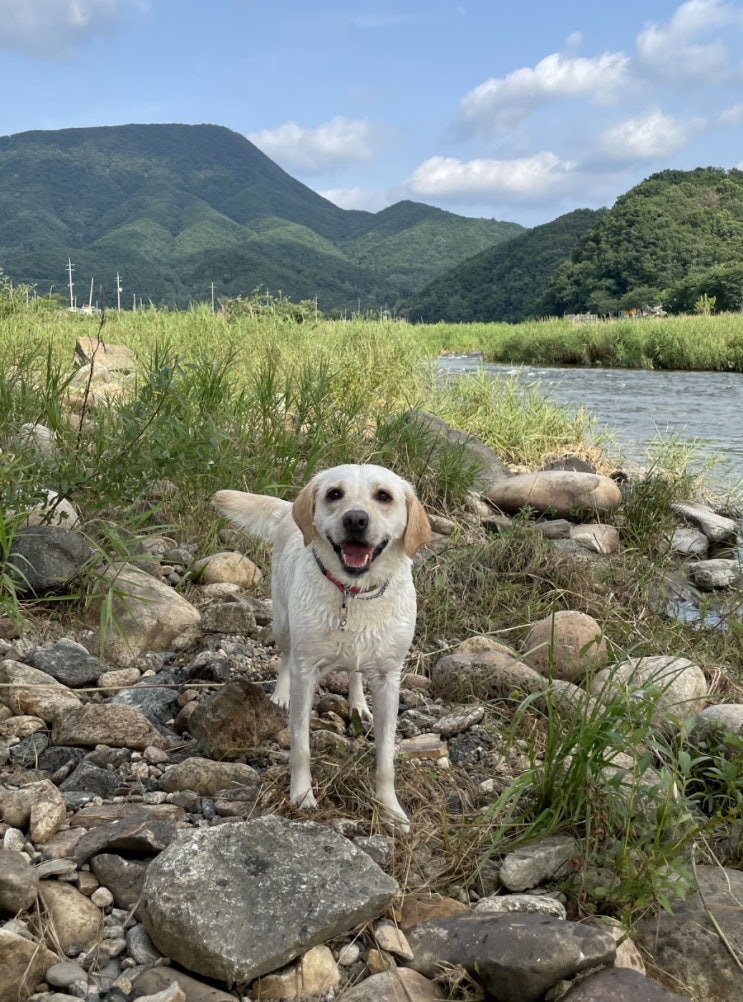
left=403, top=492, right=431, bottom=557
left=292, top=480, right=317, bottom=546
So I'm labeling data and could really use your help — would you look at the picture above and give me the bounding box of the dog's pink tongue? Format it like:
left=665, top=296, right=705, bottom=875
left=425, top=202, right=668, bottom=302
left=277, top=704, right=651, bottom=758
left=341, top=541, right=373, bottom=568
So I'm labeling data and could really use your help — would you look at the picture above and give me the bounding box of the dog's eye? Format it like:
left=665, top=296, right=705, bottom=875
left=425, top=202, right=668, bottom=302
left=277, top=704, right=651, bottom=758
left=326, top=487, right=344, bottom=502
left=375, top=489, right=394, bottom=504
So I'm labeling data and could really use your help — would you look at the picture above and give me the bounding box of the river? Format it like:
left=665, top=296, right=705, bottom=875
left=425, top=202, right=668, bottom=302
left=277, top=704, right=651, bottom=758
left=437, top=355, right=743, bottom=490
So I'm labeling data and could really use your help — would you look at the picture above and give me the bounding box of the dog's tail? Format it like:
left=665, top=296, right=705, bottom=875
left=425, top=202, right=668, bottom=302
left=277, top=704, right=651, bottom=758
left=212, top=490, right=292, bottom=544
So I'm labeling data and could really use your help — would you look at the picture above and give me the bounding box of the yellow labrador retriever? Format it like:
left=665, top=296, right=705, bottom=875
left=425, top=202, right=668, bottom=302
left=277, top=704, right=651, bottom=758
left=212, top=464, right=430, bottom=829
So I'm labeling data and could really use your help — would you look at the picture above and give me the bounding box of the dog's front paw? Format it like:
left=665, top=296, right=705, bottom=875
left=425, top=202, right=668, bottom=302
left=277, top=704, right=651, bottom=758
left=270, top=690, right=289, bottom=711
left=377, top=797, right=410, bottom=834
left=291, top=786, right=318, bottom=810
left=349, top=697, right=373, bottom=723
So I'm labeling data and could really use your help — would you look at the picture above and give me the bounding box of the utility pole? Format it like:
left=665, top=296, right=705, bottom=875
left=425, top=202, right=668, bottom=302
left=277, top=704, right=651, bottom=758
left=116, top=273, right=122, bottom=312
left=67, top=258, right=75, bottom=310
left=88, top=277, right=94, bottom=311
left=211, top=281, right=215, bottom=314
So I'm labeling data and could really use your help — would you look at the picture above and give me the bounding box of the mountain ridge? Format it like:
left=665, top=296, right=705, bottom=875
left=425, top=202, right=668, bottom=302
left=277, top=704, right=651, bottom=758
left=0, top=123, right=522, bottom=310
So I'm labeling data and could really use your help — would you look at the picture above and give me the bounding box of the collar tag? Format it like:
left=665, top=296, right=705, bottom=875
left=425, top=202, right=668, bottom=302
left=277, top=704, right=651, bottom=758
left=311, top=549, right=388, bottom=632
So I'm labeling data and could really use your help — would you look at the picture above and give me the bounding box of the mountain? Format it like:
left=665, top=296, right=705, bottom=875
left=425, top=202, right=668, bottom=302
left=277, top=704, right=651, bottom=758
left=539, top=167, right=743, bottom=315
left=403, top=208, right=604, bottom=323
left=0, top=123, right=522, bottom=311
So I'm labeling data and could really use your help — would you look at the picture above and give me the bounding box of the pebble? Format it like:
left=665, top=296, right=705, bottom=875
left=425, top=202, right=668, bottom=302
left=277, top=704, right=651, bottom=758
left=46, top=960, right=90, bottom=989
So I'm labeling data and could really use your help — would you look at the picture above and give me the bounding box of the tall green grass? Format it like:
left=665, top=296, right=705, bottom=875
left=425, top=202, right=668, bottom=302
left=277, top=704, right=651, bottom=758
left=423, top=314, right=743, bottom=371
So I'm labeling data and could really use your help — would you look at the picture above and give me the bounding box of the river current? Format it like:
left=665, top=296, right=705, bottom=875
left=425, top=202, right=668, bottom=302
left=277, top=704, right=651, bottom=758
left=437, top=355, right=743, bottom=490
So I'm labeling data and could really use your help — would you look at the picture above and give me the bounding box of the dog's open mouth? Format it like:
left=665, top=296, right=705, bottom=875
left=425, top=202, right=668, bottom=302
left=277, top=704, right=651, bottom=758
left=332, top=537, right=389, bottom=576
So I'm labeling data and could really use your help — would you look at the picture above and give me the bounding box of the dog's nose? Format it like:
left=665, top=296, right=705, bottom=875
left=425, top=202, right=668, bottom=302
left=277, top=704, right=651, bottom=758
left=342, top=509, right=369, bottom=537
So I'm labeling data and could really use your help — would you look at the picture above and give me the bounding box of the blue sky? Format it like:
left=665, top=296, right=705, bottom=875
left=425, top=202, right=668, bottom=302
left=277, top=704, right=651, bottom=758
left=2, top=0, right=743, bottom=226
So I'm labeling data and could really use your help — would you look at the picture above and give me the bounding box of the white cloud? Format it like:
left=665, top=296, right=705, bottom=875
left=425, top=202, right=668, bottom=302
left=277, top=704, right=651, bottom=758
left=247, top=116, right=385, bottom=174
left=597, top=109, right=696, bottom=161
left=408, top=151, right=576, bottom=202
left=636, top=0, right=743, bottom=81
left=0, top=0, right=147, bottom=59
left=458, top=50, right=631, bottom=135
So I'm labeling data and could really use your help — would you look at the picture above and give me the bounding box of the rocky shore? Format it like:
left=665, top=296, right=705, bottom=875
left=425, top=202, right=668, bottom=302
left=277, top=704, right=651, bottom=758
left=2, top=414, right=743, bottom=1001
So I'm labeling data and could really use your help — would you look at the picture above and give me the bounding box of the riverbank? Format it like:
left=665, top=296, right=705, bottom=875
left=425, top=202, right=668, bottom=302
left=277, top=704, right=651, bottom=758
left=2, top=316, right=743, bottom=999
left=420, top=313, right=743, bottom=372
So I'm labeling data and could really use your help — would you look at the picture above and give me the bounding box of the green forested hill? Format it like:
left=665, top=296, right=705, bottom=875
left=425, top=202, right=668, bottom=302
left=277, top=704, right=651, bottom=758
left=0, top=123, right=520, bottom=310
left=403, top=167, right=743, bottom=322
left=540, top=167, right=743, bottom=315
left=404, top=208, right=603, bottom=322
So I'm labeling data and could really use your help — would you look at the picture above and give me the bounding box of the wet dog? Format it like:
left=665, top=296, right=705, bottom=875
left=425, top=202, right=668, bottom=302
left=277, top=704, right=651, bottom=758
left=212, top=464, right=430, bottom=828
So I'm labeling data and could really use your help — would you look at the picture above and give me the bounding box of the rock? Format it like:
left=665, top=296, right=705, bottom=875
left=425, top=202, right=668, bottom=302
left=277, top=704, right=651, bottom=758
left=131, top=966, right=238, bottom=1001
left=499, top=836, right=579, bottom=891
left=71, top=808, right=178, bottom=865
left=338, top=968, right=444, bottom=1002
left=398, top=892, right=470, bottom=928
left=39, top=880, right=103, bottom=951
left=405, top=409, right=514, bottom=490
left=97, top=666, right=142, bottom=696
left=52, top=701, right=168, bottom=749
left=192, top=552, right=262, bottom=588
left=0, top=660, right=83, bottom=720
left=591, top=656, right=707, bottom=728
left=635, top=864, right=743, bottom=1002
left=585, top=917, right=646, bottom=975
left=29, top=784, right=68, bottom=842
left=669, top=527, right=708, bottom=557
left=90, top=854, right=148, bottom=913
left=687, top=558, right=743, bottom=590
left=474, top=893, right=567, bottom=919
left=85, top=562, right=201, bottom=665
left=22, top=490, right=81, bottom=529
left=159, top=756, right=261, bottom=796
left=0, top=928, right=58, bottom=1002
left=405, top=913, right=616, bottom=1002
left=46, top=959, right=91, bottom=989
left=7, top=525, right=90, bottom=594
left=19, top=421, right=57, bottom=455
left=561, top=966, right=688, bottom=1000
left=252, top=944, right=340, bottom=1000
left=107, top=678, right=180, bottom=726
left=691, top=703, right=743, bottom=746
left=27, top=638, right=107, bottom=688
left=486, top=471, right=622, bottom=518
left=671, top=501, right=738, bottom=543
left=430, top=647, right=547, bottom=703
left=569, top=523, right=620, bottom=554
left=373, top=921, right=413, bottom=959
left=140, top=816, right=398, bottom=983
left=432, top=704, right=485, bottom=736
left=398, top=733, right=449, bottom=762
left=522, top=611, right=607, bottom=682
left=188, top=679, right=286, bottom=759
left=126, top=923, right=164, bottom=964
left=1, top=779, right=67, bottom=836
left=0, top=847, right=39, bottom=914
left=74, top=337, right=137, bottom=372
left=199, top=599, right=258, bottom=634
left=132, top=982, right=186, bottom=1002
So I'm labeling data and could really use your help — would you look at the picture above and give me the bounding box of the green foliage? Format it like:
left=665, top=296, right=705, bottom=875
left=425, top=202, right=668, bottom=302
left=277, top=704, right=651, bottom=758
left=0, top=124, right=516, bottom=313
left=405, top=208, right=602, bottom=323
left=418, top=314, right=743, bottom=372
left=542, top=167, right=743, bottom=315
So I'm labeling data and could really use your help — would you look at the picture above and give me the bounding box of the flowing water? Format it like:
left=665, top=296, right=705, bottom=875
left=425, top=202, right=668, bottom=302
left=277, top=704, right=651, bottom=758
left=437, top=355, right=743, bottom=490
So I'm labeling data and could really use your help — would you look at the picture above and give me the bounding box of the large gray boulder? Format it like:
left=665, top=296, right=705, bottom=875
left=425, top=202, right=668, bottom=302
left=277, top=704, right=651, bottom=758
left=140, top=816, right=399, bottom=983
